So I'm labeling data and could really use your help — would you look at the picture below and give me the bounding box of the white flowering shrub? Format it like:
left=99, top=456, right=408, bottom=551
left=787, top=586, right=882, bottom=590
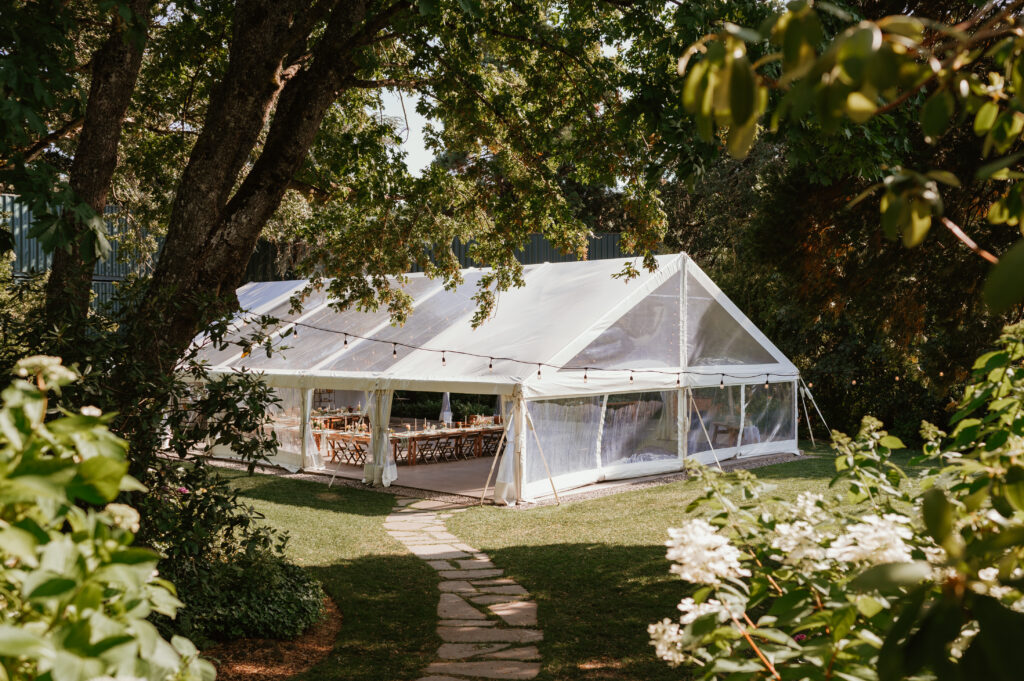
left=0, top=357, right=215, bottom=681
left=650, top=323, right=1024, bottom=681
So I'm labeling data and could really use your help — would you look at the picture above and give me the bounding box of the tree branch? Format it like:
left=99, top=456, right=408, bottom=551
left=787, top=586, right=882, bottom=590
left=347, top=77, right=432, bottom=88
left=941, top=217, right=999, bottom=264
left=2, top=117, right=84, bottom=168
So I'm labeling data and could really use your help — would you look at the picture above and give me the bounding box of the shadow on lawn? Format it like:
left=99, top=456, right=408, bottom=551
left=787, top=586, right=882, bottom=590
left=294, top=553, right=440, bottom=681
left=227, top=472, right=397, bottom=517
left=479, top=542, right=695, bottom=681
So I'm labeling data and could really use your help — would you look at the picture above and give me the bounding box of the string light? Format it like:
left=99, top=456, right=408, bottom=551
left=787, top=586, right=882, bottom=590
left=228, top=315, right=800, bottom=384
left=939, top=371, right=944, bottom=377
left=851, top=379, right=857, bottom=385
left=895, top=375, right=900, bottom=382
left=764, top=375, right=769, bottom=390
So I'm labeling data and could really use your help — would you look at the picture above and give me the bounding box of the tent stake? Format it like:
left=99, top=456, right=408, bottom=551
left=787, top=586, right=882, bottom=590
left=799, top=385, right=815, bottom=448
left=525, top=410, right=560, bottom=505
left=799, top=377, right=831, bottom=434
left=687, top=387, right=724, bottom=472
left=479, top=422, right=510, bottom=505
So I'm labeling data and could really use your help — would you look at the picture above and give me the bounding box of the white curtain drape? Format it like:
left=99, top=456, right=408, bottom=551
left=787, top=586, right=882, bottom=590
left=362, top=389, right=396, bottom=486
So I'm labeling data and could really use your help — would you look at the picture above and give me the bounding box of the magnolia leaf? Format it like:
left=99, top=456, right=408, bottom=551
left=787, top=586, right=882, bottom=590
left=849, top=561, right=932, bottom=594
left=877, top=15, right=924, bottom=41
left=983, top=239, right=1024, bottom=313
left=723, top=22, right=761, bottom=43
left=976, top=101, right=1000, bottom=135
left=727, top=118, right=757, bottom=159
left=926, top=170, right=961, bottom=188
left=976, top=152, right=1024, bottom=180
left=922, top=487, right=953, bottom=542
left=879, top=435, right=905, bottom=449
left=920, top=89, right=954, bottom=140
left=902, top=200, right=931, bottom=247
left=729, top=56, right=757, bottom=124
left=845, top=91, right=877, bottom=123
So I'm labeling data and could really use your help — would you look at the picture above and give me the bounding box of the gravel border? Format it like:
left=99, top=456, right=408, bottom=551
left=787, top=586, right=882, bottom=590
left=197, top=451, right=805, bottom=509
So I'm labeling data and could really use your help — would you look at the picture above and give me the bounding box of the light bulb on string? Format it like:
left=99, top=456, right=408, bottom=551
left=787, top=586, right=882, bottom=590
left=851, top=379, right=857, bottom=385
left=441, top=352, right=446, bottom=367
left=764, top=375, right=769, bottom=390
left=583, top=368, right=588, bottom=383
left=343, top=333, right=348, bottom=348
left=537, top=364, right=542, bottom=379
left=676, top=373, right=681, bottom=387
left=488, top=358, right=493, bottom=372
left=629, top=370, right=634, bottom=384
left=392, top=343, right=397, bottom=358
left=719, top=375, right=724, bottom=390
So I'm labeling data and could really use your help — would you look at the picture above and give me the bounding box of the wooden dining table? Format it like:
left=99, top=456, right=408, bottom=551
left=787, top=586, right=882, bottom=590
left=317, top=424, right=505, bottom=466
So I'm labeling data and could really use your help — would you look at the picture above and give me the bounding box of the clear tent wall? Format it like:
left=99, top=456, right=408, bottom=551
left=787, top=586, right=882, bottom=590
left=195, top=253, right=801, bottom=503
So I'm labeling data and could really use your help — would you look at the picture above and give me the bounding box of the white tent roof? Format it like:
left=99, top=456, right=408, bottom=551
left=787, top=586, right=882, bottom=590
left=197, top=253, right=799, bottom=399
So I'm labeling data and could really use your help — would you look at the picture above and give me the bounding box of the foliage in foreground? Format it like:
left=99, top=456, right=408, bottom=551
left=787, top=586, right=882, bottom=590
left=651, top=322, right=1024, bottom=680
left=0, top=356, right=214, bottom=681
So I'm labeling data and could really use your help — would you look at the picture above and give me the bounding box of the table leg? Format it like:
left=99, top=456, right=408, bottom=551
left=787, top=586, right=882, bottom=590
left=408, top=439, right=417, bottom=466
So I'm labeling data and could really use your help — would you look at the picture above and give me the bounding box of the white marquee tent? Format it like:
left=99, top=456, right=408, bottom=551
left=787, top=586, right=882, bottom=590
left=195, top=253, right=804, bottom=503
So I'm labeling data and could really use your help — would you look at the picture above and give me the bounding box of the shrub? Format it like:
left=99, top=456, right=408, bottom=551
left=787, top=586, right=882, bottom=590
left=0, top=356, right=214, bottom=681
left=137, top=462, right=326, bottom=644
left=649, top=322, right=1024, bottom=681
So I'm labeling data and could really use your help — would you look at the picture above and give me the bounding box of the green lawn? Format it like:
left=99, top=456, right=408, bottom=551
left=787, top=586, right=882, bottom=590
left=221, top=445, right=865, bottom=681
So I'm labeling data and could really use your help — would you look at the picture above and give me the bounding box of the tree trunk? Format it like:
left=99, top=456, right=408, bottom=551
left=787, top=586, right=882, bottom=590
left=44, top=1, right=151, bottom=330
left=130, top=0, right=382, bottom=374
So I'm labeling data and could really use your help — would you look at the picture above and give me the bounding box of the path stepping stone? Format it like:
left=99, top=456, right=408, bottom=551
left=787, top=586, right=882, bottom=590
left=439, top=593, right=487, bottom=620
left=438, top=569, right=504, bottom=580
left=385, top=500, right=544, bottom=680
left=440, top=619, right=497, bottom=627
left=488, top=601, right=537, bottom=627
left=437, top=643, right=510, bottom=659
left=483, top=646, right=540, bottom=661
left=425, top=661, right=540, bottom=680
left=470, top=594, right=529, bottom=605
left=437, top=627, right=543, bottom=644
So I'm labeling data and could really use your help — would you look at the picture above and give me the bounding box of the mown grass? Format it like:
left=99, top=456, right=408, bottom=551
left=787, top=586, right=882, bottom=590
left=220, top=442, right=918, bottom=681
left=217, top=471, right=438, bottom=681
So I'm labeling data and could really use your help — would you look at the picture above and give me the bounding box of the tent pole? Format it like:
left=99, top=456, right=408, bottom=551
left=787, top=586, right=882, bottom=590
left=479, top=421, right=509, bottom=506
left=687, top=387, right=723, bottom=472
left=299, top=388, right=312, bottom=472
left=525, top=410, right=560, bottom=505
left=799, top=384, right=816, bottom=447
left=799, top=377, right=831, bottom=434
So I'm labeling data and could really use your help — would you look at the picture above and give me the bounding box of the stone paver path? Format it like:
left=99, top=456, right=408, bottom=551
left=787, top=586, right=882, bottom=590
left=385, top=498, right=542, bottom=681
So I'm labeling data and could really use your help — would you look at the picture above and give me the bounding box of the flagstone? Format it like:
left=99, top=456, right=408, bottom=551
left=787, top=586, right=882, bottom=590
left=426, top=560, right=455, bottom=571
left=478, top=585, right=528, bottom=596
left=439, top=619, right=497, bottom=627
left=437, top=643, right=510, bottom=659
left=438, top=593, right=486, bottom=620
left=438, top=569, right=504, bottom=580
left=488, top=601, right=537, bottom=627
left=482, top=646, right=540, bottom=661
left=471, top=578, right=516, bottom=586
left=437, top=627, right=543, bottom=644
left=408, top=545, right=472, bottom=560
left=425, top=660, right=541, bottom=679
left=456, top=558, right=496, bottom=569
left=469, top=594, right=528, bottom=605
left=439, top=580, right=477, bottom=593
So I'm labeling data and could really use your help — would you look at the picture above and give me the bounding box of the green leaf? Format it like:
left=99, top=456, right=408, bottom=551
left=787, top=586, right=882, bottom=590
left=70, top=455, right=127, bottom=505
left=0, top=626, right=49, bottom=657
left=976, top=101, right=1000, bottom=135
left=417, top=0, right=437, bottom=15
left=845, top=91, right=877, bottom=123
left=0, top=527, right=39, bottom=566
left=877, top=15, right=924, bottom=41
left=902, top=199, right=931, bottom=247
left=1003, top=466, right=1024, bottom=512
left=920, top=89, right=954, bottom=140
left=723, top=22, right=761, bottom=43
left=849, top=561, right=931, bottom=594
left=983, top=239, right=1024, bottom=313
left=729, top=56, right=757, bottom=124
left=977, top=152, right=1024, bottom=180
left=926, top=170, right=961, bottom=188
left=27, top=576, right=77, bottom=600
left=727, top=118, right=757, bottom=159
left=922, top=487, right=953, bottom=542
left=879, top=435, right=905, bottom=449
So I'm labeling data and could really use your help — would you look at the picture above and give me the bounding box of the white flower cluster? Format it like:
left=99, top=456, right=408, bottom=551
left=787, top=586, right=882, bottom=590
left=770, top=492, right=831, bottom=569
left=677, top=597, right=728, bottom=624
left=793, top=491, right=827, bottom=523
left=827, top=513, right=914, bottom=565
left=666, top=519, right=751, bottom=585
left=106, top=503, right=141, bottom=534
left=648, top=618, right=688, bottom=666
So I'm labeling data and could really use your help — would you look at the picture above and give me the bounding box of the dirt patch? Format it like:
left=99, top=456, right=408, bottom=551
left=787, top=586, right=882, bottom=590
left=203, top=598, right=342, bottom=681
